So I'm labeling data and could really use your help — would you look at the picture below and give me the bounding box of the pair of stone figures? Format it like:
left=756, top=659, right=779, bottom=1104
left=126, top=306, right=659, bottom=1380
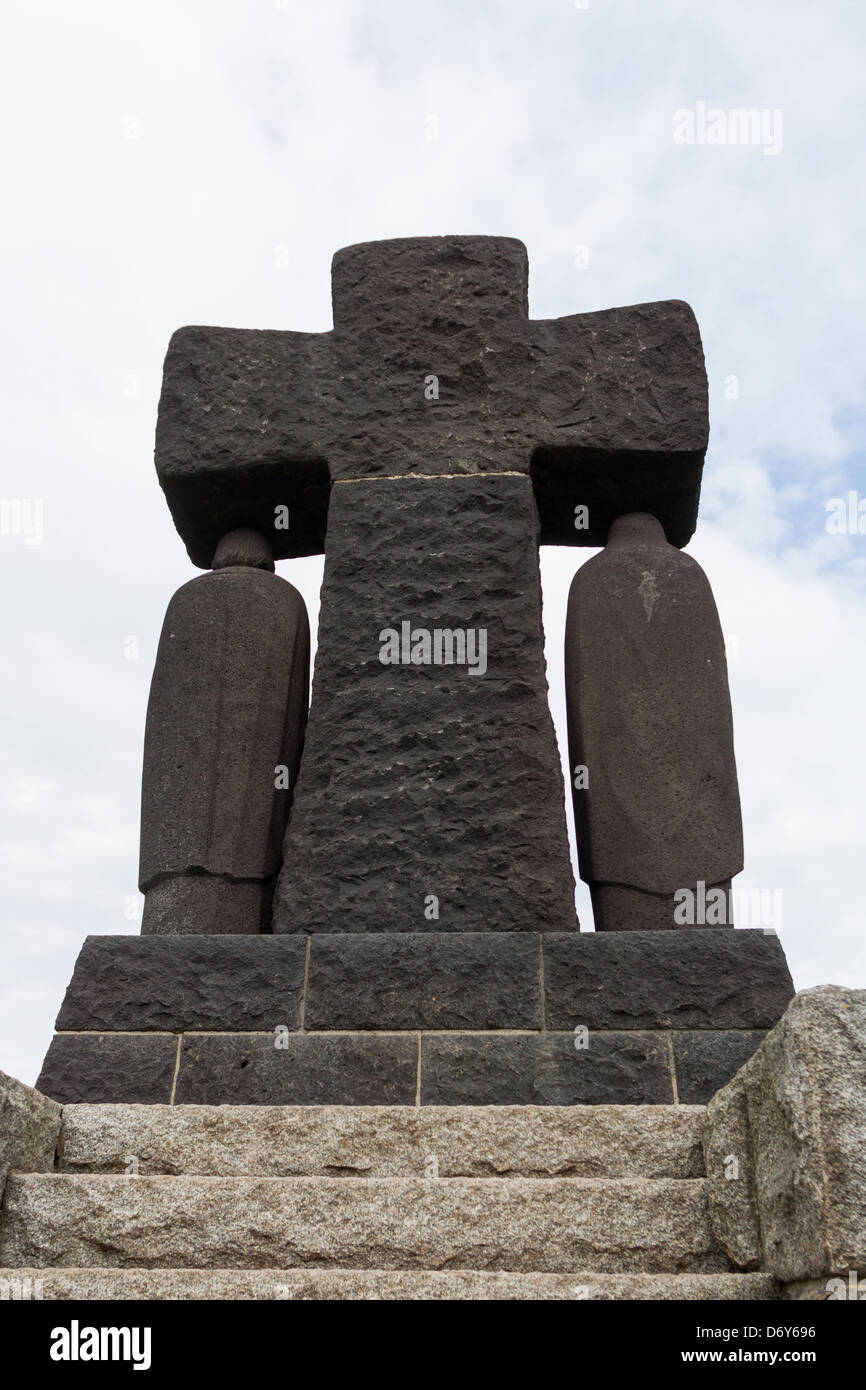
left=139, top=509, right=742, bottom=937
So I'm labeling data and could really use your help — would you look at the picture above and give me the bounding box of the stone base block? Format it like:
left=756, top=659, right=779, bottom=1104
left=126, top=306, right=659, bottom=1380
left=37, top=1027, right=771, bottom=1108
left=38, top=928, right=794, bottom=1105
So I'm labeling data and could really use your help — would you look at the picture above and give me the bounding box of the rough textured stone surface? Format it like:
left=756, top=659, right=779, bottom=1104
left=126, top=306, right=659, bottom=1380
left=304, top=933, right=540, bottom=1029
left=139, top=564, right=309, bottom=935
left=565, top=512, right=742, bottom=927
left=673, top=1030, right=766, bottom=1104
left=702, top=1074, right=762, bottom=1271
left=55, top=936, right=308, bottom=1032
left=174, top=1034, right=418, bottom=1106
left=156, top=237, right=709, bottom=564
left=0, top=1173, right=726, bottom=1274
left=0, top=1267, right=778, bottom=1300
left=421, top=1033, right=673, bottom=1105
left=543, top=930, right=794, bottom=1031
left=57, top=1103, right=706, bottom=1179
left=704, top=986, right=866, bottom=1283
left=42, top=1028, right=763, bottom=1107
left=274, top=476, right=576, bottom=933
left=36, top=1035, right=177, bottom=1105
left=0, top=1071, right=61, bottom=1202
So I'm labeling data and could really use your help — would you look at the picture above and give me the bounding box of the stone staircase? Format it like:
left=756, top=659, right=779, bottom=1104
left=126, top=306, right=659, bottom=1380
left=0, top=1102, right=778, bottom=1300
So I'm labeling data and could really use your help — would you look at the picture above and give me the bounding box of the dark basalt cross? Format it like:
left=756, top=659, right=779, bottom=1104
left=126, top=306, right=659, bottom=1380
left=155, top=236, right=709, bottom=933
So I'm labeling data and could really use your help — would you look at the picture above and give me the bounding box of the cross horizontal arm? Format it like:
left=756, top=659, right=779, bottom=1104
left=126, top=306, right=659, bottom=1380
left=154, top=239, right=709, bottom=565
left=529, top=299, right=709, bottom=547
left=155, top=326, right=332, bottom=566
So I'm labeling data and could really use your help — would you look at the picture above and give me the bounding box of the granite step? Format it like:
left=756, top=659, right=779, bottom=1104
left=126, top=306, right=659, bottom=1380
left=0, top=1267, right=779, bottom=1300
left=56, top=1103, right=706, bottom=1178
left=0, top=1173, right=725, bottom=1275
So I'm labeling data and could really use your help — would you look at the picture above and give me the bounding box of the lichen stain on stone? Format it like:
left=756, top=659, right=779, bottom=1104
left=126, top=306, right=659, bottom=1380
left=638, top=570, right=660, bottom=622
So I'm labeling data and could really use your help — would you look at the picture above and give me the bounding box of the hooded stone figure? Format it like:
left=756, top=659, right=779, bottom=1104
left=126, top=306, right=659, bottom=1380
left=565, top=511, right=743, bottom=931
left=139, top=528, right=310, bottom=935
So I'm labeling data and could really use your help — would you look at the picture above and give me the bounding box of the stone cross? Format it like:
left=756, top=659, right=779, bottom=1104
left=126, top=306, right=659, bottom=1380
left=155, top=237, right=708, bottom=933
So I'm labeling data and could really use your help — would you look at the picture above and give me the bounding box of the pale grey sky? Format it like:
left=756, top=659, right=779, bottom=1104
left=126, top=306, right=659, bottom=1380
left=2, top=0, right=865, bottom=1084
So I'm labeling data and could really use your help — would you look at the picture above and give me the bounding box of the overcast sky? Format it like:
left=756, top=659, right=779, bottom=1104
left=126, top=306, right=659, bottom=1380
left=2, top=0, right=864, bottom=1086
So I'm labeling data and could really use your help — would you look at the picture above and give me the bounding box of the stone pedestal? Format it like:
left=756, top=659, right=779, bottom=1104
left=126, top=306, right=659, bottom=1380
left=37, top=929, right=793, bottom=1106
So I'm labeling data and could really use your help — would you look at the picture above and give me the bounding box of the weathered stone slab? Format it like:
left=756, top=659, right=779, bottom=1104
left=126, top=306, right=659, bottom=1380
left=274, top=475, right=577, bottom=934
left=0, top=1173, right=725, bottom=1274
left=174, top=1034, right=418, bottom=1106
left=420, top=1032, right=673, bottom=1105
left=55, top=936, right=307, bottom=1032
left=36, top=1035, right=177, bottom=1105
left=0, top=1070, right=61, bottom=1203
left=543, top=930, right=794, bottom=1031
left=565, top=512, right=742, bottom=931
left=701, top=1069, right=762, bottom=1271
left=0, top=1267, right=778, bottom=1300
left=304, top=933, right=540, bottom=1029
left=57, top=1103, right=706, bottom=1179
left=704, top=986, right=866, bottom=1282
left=673, top=1030, right=766, bottom=1104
